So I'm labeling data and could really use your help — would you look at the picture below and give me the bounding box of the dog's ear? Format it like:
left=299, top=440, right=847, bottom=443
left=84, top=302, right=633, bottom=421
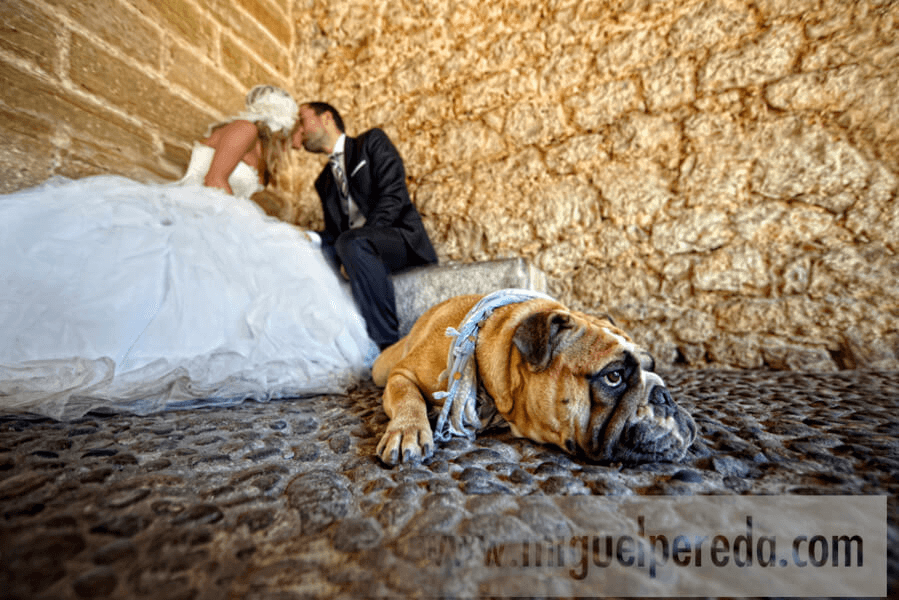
left=513, top=310, right=573, bottom=371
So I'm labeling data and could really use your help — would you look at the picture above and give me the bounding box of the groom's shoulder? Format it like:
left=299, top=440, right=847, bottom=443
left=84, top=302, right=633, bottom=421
left=357, top=128, right=396, bottom=149
left=356, top=129, right=402, bottom=164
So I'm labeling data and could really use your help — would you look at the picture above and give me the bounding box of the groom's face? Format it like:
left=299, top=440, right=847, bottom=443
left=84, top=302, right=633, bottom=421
left=293, top=106, right=328, bottom=153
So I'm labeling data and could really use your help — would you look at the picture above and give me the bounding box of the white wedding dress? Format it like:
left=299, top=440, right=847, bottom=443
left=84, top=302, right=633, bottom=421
left=0, top=143, right=378, bottom=419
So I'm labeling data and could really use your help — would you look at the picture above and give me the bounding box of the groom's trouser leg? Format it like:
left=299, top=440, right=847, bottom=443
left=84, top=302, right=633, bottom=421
left=334, top=227, right=409, bottom=349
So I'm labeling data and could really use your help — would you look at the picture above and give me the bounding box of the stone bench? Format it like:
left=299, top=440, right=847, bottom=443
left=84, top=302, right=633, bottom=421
left=392, top=258, right=548, bottom=337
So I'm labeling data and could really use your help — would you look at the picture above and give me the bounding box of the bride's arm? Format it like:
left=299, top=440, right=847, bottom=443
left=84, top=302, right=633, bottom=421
left=203, top=120, right=258, bottom=194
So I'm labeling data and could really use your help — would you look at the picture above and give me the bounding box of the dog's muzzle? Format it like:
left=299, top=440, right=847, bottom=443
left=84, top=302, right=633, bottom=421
left=612, top=375, right=697, bottom=463
left=650, top=385, right=677, bottom=416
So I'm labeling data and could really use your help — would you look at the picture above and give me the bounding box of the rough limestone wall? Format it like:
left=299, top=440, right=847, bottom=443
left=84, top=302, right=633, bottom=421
left=291, top=0, right=899, bottom=371
left=1, top=0, right=896, bottom=372
left=0, top=0, right=294, bottom=193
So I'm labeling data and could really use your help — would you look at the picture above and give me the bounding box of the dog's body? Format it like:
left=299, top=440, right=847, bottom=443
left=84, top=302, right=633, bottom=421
left=372, top=293, right=696, bottom=466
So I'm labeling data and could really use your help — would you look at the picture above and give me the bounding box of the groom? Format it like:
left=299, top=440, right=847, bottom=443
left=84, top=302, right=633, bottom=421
left=292, top=102, right=438, bottom=350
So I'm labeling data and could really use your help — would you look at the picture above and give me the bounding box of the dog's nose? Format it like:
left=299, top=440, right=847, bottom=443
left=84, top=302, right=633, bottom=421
left=649, top=385, right=675, bottom=417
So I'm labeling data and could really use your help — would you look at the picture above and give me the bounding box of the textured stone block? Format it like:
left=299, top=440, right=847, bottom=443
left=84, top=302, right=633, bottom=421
left=669, top=1, right=757, bottom=52
left=693, top=245, right=770, bottom=293
left=0, top=61, right=158, bottom=167
left=69, top=33, right=215, bottom=140
left=56, top=142, right=175, bottom=183
left=0, top=107, right=55, bottom=193
left=392, top=258, right=548, bottom=336
left=42, top=0, right=163, bottom=67
left=166, top=44, right=245, bottom=117
left=221, top=33, right=288, bottom=90
left=235, top=0, right=291, bottom=45
left=0, top=1, right=60, bottom=74
left=596, top=29, right=668, bottom=79
left=205, top=0, right=290, bottom=76
left=130, top=0, right=216, bottom=53
left=699, top=21, right=803, bottom=91
left=642, top=55, right=697, bottom=112
left=569, top=78, right=644, bottom=129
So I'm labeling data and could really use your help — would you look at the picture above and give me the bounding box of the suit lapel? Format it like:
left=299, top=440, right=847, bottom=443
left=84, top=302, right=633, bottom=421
left=343, top=135, right=360, bottom=190
left=344, top=135, right=369, bottom=218
left=318, top=164, right=344, bottom=232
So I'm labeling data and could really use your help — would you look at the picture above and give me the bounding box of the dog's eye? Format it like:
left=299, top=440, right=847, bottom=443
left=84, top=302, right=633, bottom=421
left=602, top=370, right=625, bottom=388
left=591, top=360, right=632, bottom=393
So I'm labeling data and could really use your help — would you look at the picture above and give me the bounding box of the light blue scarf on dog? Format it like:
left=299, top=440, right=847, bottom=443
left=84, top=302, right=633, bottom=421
left=432, top=288, right=555, bottom=442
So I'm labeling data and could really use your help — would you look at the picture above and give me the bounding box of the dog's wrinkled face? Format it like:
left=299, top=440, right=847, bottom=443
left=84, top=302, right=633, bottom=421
left=505, top=309, right=697, bottom=464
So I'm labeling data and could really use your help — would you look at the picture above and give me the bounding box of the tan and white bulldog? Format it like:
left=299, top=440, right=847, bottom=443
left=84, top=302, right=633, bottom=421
left=372, top=293, right=697, bottom=466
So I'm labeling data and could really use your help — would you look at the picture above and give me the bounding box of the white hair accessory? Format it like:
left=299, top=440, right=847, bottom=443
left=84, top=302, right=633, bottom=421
left=233, top=84, right=298, bottom=134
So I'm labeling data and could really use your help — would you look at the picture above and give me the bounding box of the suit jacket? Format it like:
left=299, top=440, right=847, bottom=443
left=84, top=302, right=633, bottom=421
left=314, top=128, right=437, bottom=267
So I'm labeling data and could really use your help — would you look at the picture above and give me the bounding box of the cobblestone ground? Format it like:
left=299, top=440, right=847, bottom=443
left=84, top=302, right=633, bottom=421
left=1, top=369, right=897, bottom=599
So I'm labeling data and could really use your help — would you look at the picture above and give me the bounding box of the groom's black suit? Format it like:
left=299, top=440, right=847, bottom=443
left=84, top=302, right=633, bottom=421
left=314, top=128, right=437, bottom=349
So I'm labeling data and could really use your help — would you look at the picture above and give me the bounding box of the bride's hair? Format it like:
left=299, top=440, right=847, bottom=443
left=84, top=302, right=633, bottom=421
left=255, top=122, right=291, bottom=187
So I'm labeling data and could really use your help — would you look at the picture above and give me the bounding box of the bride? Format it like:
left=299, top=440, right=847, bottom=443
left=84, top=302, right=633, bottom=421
left=0, top=85, right=379, bottom=420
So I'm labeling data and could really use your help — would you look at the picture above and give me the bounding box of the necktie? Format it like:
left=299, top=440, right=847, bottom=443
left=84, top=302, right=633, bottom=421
left=329, top=153, right=349, bottom=200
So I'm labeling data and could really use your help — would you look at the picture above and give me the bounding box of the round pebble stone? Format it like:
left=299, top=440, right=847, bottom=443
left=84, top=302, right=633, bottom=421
left=711, top=456, right=750, bottom=478
left=286, top=470, right=353, bottom=535
left=290, top=415, right=319, bottom=434
left=73, top=567, right=118, bottom=598
left=459, top=448, right=506, bottom=463
left=90, top=515, right=149, bottom=537
left=333, top=517, right=383, bottom=552
left=291, top=444, right=321, bottom=462
left=376, top=499, right=419, bottom=531
left=506, top=468, right=534, bottom=485
left=426, top=479, right=457, bottom=494
left=587, top=478, right=633, bottom=496
left=670, top=469, right=704, bottom=483
left=421, top=493, right=459, bottom=511
left=393, top=468, right=432, bottom=484
left=82, top=448, right=118, bottom=458
left=144, top=458, right=172, bottom=472
left=389, top=482, right=422, bottom=501
left=102, top=487, right=151, bottom=509
left=460, top=478, right=512, bottom=495
left=533, top=461, right=570, bottom=477
left=540, top=476, right=588, bottom=495
left=236, top=508, right=277, bottom=532
left=329, top=433, right=351, bottom=454
left=170, top=504, right=223, bottom=526
left=31, top=450, right=59, bottom=458
left=243, top=447, right=281, bottom=462
left=424, top=458, right=449, bottom=473
left=457, top=467, right=489, bottom=482
left=363, top=477, right=394, bottom=495
left=0, top=472, right=54, bottom=500
left=151, top=499, right=186, bottom=517
left=93, top=539, right=138, bottom=565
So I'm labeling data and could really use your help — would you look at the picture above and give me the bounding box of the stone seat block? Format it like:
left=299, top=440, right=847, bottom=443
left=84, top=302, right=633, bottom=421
left=392, top=258, right=548, bottom=337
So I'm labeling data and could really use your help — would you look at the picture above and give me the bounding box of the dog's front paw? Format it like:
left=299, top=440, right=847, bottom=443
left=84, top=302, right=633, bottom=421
left=376, top=421, right=434, bottom=466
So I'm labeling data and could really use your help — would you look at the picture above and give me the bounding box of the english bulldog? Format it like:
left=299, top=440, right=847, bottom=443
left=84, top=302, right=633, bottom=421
left=372, top=291, right=696, bottom=466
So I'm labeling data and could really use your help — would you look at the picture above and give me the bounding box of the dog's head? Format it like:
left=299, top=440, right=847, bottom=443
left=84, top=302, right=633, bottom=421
left=494, top=307, right=696, bottom=464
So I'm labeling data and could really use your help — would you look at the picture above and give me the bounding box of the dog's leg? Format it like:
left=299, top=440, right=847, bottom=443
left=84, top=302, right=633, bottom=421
left=376, top=371, right=434, bottom=465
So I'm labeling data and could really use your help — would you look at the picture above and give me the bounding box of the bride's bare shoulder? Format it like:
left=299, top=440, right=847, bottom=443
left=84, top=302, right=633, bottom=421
left=201, top=120, right=259, bottom=149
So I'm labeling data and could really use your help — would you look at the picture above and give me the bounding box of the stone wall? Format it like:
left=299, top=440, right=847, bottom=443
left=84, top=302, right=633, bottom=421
left=1, top=0, right=897, bottom=371
left=292, top=0, right=899, bottom=371
left=0, top=0, right=293, bottom=192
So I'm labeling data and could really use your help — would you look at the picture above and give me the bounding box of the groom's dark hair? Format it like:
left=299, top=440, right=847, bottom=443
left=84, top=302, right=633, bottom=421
left=306, top=102, right=345, bottom=133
